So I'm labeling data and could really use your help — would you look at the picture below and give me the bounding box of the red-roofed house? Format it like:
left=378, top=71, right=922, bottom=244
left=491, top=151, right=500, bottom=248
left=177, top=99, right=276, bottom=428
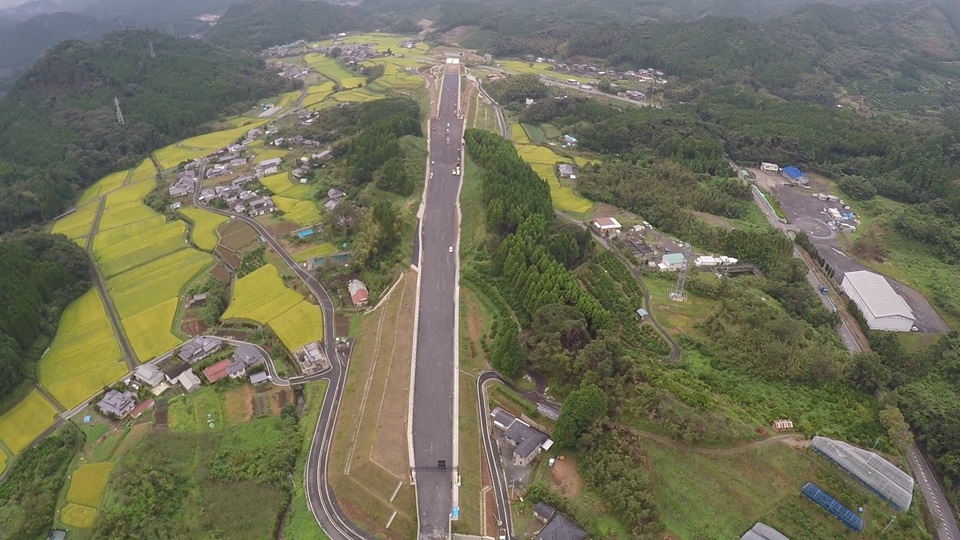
left=348, top=279, right=369, bottom=307
left=130, top=398, right=155, bottom=419
left=203, top=359, right=231, bottom=384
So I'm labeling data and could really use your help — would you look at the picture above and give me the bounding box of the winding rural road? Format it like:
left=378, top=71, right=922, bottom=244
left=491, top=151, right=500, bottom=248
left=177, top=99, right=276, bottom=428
left=192, top=162, right=374, bottom=540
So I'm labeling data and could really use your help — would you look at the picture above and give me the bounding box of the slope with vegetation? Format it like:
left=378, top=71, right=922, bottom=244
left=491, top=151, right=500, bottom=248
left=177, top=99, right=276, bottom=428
left=0, top=29, right=289, bottom=233
left=208, top=0, right=373, bottom=51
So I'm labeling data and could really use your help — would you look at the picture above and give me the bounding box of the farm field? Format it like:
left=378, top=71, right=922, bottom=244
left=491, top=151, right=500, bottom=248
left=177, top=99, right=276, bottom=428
left=121, top=298, right=183, bottom=361
left=66, top=462, right=114, bottom=508
left=514, top=141, right=593, bottom=213
left=510, top=122, right=530, bottom=143
left=51, top=201, right=99, bottom=241
left=497, top=59, right=594, bottom=83
left=168, top=387, right=226, bottom=432
left=250, top=141, right=290, bottom=163
left=0, top=450, right=5, bottom=474
left=60, top=503, right=98, bottom=528
left=98, top=200, right=157, bottom=231
left=292, top=242, right=338, bottom=262
left=273, top=196, right=321, bottom=226
left=94, top=220, right=187, bottom=278
left=307, top=81, right=336, bottom=94
left=333, top=88, right=381, bottom=103
left=39, top=289, right=126, bottom=408
left=0, top=390, right=59, bottom=454
left=363, top=59, right=425, bottom=92
left=223, top=264, right=322, bottom=350
left=154, top=121, right=266, bottom=170
left=302, top=91, right=334, bottom=108
left=305, top=54, right=367, bottom=88
left=260, top=172, right=302, bottom=194
left=77, top=170, right=128, bottom=205
left=129, top=158, right=157, bottom=182
left=334, top=33, right=430, bottom=54
left=179, top=207, right=228, bottom=251
left=107, top=248, right=210, bottom=319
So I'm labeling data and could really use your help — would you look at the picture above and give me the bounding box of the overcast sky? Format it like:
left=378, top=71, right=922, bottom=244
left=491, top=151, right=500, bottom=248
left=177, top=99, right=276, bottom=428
left=0, top=0, right=30, bottom=9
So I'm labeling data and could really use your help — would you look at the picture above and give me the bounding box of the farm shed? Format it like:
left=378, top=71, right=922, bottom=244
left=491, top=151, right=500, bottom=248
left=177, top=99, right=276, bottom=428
left=810, top=436, right=914, bottom=511
left=841, top=271, right=915, bottom=331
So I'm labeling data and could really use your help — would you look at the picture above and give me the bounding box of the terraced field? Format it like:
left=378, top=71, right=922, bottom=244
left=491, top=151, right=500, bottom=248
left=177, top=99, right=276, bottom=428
left=179, top=207, right=228, bottom=251
left=260, top=172, right=321, bottom=226
left=514, top=142, right=593, bottom=213
left=0, top=390, right=59, bottom=454
left=223, top=265, right=322, bottom=351
left=51, top=201, right=99, bottom=242
left=332, top=88, right=381, bottom=103
left=38, top=289, right=126, bottom=408
left=121, top=299, right=184, bottom=360
left=93, top=218, right=188, bottom=278
left=61, top=503, right=98, bottom=528
left=363, top=59, right=424, bottom=92
left=66, top=462, right=113, bottom=507
left=304, top=55, right=367, bottom=88
left=129, top=158, right=158, bottom=182
left=77, top=170, right=128, bottom=205
left=154, top=121, right=266, bottom=170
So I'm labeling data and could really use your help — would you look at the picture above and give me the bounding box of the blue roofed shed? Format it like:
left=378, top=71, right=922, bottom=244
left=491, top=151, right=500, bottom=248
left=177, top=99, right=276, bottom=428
left=296, top=228, right=314, bottom=239
left=782, top=166, right=804, bottom=180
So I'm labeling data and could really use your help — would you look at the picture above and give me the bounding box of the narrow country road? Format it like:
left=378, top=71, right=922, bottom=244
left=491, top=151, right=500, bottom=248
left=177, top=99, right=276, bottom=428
left=192, top=161, right=374, bottom=540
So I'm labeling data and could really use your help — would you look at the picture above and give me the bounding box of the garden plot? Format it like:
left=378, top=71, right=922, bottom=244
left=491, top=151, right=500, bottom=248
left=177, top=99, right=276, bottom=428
left=39, top=289, right=126, bottom=408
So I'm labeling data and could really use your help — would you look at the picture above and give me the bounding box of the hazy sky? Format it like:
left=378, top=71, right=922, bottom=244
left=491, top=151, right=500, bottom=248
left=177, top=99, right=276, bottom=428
left=0, top=0, right=31, bottom=9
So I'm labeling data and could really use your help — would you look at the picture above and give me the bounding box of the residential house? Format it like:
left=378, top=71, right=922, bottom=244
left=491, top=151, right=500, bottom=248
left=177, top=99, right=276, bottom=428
left=203, top=359, right=231, bottom=384
left=250, top=372, right=270, bottom=385
left=533, top=502, right=557, bottom=523
left=178, top=370, right=202, bottom=393
left=227, top=343, right=266, bottom=380
left=557, top=163, right=575, bottom=178
left=186, top=292, right=209, bottom=308
left=348, top=279, right=369, bottom=307
left=97, top=390, right=136, bottom=418
left=130, top=398, right=154, bottom=419
left=178, top=336, right=223, bottom=364
left=312, top=149, right=333, bottom=160
left=133, top=364, right=165, bottom=387
left=324, top=199, right=339, bottom=211
left=592, top=217, right=621, bottom=235
left=328, top=188, right=346, bottom=201
left=300, top=342, right=325, bottom=364
left=258, top=157, right=283, bottom=168
left=490, top=407, right=553, bottom=466
left=536, top=512, right=588, bottom=540
left=161, top=358, right=191, bottom=383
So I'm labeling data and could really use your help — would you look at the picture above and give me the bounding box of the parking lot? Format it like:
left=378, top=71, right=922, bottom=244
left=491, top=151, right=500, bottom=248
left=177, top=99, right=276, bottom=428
left=770, top=181, right=949, bottom=333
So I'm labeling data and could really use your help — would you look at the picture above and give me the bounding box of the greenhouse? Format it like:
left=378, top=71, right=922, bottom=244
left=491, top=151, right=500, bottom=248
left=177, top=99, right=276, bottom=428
left=740, top=522, right=790, bottom=540
left=801, top=482, right=864, bottom=532
left=810, top=436, right=914, bottom=511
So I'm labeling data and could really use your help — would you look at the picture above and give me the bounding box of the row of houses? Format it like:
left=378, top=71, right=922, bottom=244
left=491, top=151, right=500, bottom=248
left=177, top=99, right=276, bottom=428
left=202, top=343, right=270, bottom=385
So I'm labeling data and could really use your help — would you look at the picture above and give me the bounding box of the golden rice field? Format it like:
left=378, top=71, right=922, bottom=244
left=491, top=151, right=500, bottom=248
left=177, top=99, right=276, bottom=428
left=307, top=81, right=336, bottom=94
left=61, top=503, right=98, bottom=528
left=154, top=121, right=267, bottom=170
left=39, top=289, right=126, bottom=408
left=51, top=201, right=99, bottom=241
left=108, top=249, right=210, bottom=319
left=103, top=180, right=155, bottom=207
left=276, top=91, right=301, bottom=108
left=153, top=143, right=208, bottom=172
left=515, top=143, right=593, bottom=213
left=98, top=201, right=157, bottom=231
left=94, top=220, right=187, bottom=278
left=0, top=390, right=58, bottom=454
left=305, top=55, right=367, bottom=88
left=179, top=207, right=228, bottom=251
left=0, top=450, right=6, bottom=475
left=66, top=462, right=114, bottom=508
left=292, top=242, right=338, bottom=263
left=302, top=91, right=334, bottom=108
left=77, top=170, right=128, bottom=205
left=497, top=60, right=594, bottom=83
left=510, top=123, right=530, bottom=143
left=316, top=33, right=430, bottom=54
left=129, top=158, right=157, bottom=182
left=362, top=59, right=425, bottom=92
left=260, top=172, right=297, bottom=194
left=223, top=265, right=322, bottom=351
left=273, top=196, right=321, bottom=227
left=122, top=298, right=183, bottom=361
left=333, top=88, right=380, bottom=103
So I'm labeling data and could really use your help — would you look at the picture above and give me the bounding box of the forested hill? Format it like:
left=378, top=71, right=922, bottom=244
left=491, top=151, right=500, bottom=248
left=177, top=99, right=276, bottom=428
left=0, top=30, right=289, bottom=233
left=208, top=0, right=375, bottom=51
left=0, top=232, right=91, bottom=400
left=0, top=12, right=118, bottom=72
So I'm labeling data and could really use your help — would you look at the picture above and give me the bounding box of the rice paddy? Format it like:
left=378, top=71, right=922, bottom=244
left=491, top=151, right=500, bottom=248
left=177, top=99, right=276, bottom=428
left=332, top=88, right=380, bottom=102
left=66, top=462, right=114, bottom=508
left=497, top=60, right=595, bottom=83
left=274, top=196, right=321, bottom=226
left=154, top=122, right=267, bottom=170
left=179, top=207, right=228, bottom=251
left=304, top=55, right=368, bottom=88
left=292, top=242, right=338, bottom=262
left=513, top=141, right=593, bottom=213
left=121, top=298, right=183, bottom=360
left=60, top=503, right=98, bottom=528
left=302, top=91, right=334, bottom=108
left=94, top=220, right=188, bottom=278
left=103, top=180, right=155, bottom=207
left=38, top=289, right=126, bottom=408
left=0, top=390, right=59, bottom=454
left=51, top=201, right=99, bottom=241
left=223, top=265, right=322, bottom=351
left=77, top=170, right=129, bottom=205
left=108, top=249, right=210, bottom=319
left=510, top=122, right=530, bottom=143
left=98, top=201, right=157, bottom=231
left=129, top=158, right=158, bottom=182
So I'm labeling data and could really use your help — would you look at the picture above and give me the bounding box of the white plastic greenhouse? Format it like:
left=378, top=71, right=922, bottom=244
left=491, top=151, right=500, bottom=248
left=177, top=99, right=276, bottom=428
left=810, top=436, right=914, bottom=511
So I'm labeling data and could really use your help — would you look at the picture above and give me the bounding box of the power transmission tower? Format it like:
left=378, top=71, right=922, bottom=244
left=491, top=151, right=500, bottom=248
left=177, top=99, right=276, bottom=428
left=669, top=243, right=691, bottom=302
left=148, top=40, right=156, bottom=58
left=114, top=96, right=125, bottom=126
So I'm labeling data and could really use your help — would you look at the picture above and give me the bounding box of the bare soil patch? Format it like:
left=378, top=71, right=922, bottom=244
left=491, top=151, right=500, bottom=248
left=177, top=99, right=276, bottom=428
left=219, top=221, right=259, bottom=251
left=224, top=385, right=255, bottom=425
left=334, top=315, right=350, bottom=338
left=211, top=261, right=231, bottom=284
left=216, top=245, right=241, bottom=269
left=180, top=319, right=208, bottom=336
left=153, top=403, right=168, bottom=430
left=269, top=387, right=293, bottom=412
left=549, top=456, right=582, bottom=498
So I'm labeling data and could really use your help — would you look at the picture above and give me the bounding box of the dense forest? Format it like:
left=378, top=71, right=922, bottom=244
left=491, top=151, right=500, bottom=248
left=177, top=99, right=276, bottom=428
left=208, top=0, right=375, bottom=51
left=0, top=232, right=91, bottom=400
left=0, top=29, right=289, bottom=233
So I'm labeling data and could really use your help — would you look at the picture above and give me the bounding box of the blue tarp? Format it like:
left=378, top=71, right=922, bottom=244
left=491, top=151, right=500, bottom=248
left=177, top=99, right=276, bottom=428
left=296, top=229, right=314, bottom=238
left=782, top=166, right=804, bottom=180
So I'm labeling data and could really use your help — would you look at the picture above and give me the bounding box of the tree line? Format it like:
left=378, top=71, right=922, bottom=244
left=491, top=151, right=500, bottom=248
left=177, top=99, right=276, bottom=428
left=0, top=232, right=92, bottom=399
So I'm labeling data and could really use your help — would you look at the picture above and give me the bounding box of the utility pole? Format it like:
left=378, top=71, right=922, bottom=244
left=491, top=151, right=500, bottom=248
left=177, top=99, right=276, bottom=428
left=114, top=96, right=125, bottom=126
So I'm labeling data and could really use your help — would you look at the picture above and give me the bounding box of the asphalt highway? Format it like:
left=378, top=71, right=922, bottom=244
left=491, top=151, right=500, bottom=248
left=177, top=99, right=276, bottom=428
left=411, top=66, right=463, bottom=538
left=192, top=162, right=374, bottom=540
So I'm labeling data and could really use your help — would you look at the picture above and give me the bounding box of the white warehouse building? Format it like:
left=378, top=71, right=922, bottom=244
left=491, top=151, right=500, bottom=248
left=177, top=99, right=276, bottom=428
left=841, top=270, right=915, bottom=332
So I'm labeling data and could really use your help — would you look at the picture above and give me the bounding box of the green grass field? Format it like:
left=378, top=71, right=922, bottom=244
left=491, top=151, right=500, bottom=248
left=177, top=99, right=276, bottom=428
left=121, top=298, right=183, bottom=361
left=108, top=248, right=210, bottom=319
left=273, top=196, right=321, bottom=226
left=77, top=170, right=128, bottom=205
left=39, top=289, right=126, bottom=408
left=0, top=391, right=59, bottom=454
left=292, top=242, right=338, bottom=263
left=179, top=207, right=228, bottom=251
left=521, top=123, right=546, bottom=144
left=129, top=158, right=157, bottom=182
left=169, top=387, right=226, bottom=432
left=0, top=450, right=6, bottom=475
left=51, top=201, right=99, bottom=240
left=250, top=141, right=290, bottom=163
left=60, top=503, right=98, bottom=528
left=66, top=462, right=114, bottom=508
left=223, top=265, right=322, bottom=351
